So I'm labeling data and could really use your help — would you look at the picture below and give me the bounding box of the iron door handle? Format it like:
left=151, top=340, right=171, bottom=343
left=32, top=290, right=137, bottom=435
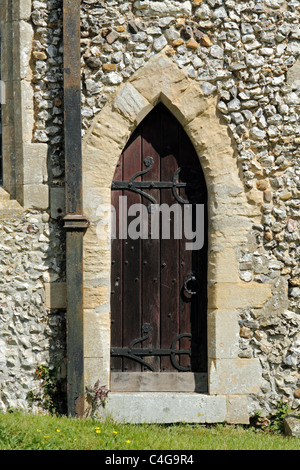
left=184, top=272, right=199, bottom=296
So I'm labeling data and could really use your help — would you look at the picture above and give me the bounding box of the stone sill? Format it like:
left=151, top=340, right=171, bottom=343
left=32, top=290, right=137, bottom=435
left=94, top=392, right=249, bottom=424
left=97, top=392, right=224, bottom=423
left=0, top=188, right=23, bottom=217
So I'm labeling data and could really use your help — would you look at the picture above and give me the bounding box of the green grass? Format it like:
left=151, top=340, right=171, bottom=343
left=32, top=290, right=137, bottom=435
left=0, top=411, right=300, bottom=450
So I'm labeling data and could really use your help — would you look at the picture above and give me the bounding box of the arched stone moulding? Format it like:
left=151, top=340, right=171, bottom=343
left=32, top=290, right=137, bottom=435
left=82, top=54, right=272, bottom=423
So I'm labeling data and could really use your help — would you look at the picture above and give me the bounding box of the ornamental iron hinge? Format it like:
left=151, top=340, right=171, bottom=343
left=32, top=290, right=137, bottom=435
left=111, top=323, right=192, bottom=372
left=112, top=157, right=203, bottom=205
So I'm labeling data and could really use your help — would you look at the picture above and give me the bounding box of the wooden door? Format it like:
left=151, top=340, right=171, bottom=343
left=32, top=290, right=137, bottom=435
left=110, top=104, right=207, bottom=392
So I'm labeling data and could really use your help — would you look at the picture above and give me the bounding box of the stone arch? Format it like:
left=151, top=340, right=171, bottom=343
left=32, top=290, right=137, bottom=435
left=82, top=54, right=272, bottom=423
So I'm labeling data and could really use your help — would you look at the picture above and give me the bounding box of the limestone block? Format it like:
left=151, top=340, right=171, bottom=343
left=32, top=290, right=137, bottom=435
left=84, top=309, right=110, bottom=358
left=129, top=55, right=190, bottom=105
left=12, top=0, right=32, bottom=21
left=208, top=247, right=240, bottom=284
left=0, top=198, right=23, bottom=218
left=209, top=195, right=257, bottom=221
left=284, top=415, right=300, bottom=437
left=207, top=309, right=240, bottom=359
left=99, top=393, right=227, bottom=424
left=12, top=20, right=33, bottom=81
left=91, top=105, right=133, bottom=148
left=83, top=244, right=110, bottom=275
left=20, top=78, right=34, bottom=111
left=209, top=358, right=262, bottom=395
left=186, top=109, right=228, bottom=144
left=99, top=392, right=208, bottom=423
left=83, top=285, right=109, bottom=309
left=44, top=282, right=67, bottom=310
left=84, top=223, right=111, bottom=253
left=0, top=187, right=10, bottom=201
left=83, top=187, right=111, bottom=224
left=13, top=81, right=34, bottom=144
left=209, top=225, right=251, bottom=249
left=208, top=183, right=246, bottom=206
left=83, top=107, right=133, bottom=190
left=209, top=213, right=253, bottom=236
left=23, top=183, right=49, bottom=210
left=162, top=83, right=212, bottom=126
left=205, top=395, right=227, bottom=423
left=23, top=143, right=48, bottom=185
left=84, top=223, right=110, bottom=249
left=226, top=395, right=250, bottom=424
left=113, top=83, right=153, bottom=125
left=207, top=281, right=272, bottom=309
left=84, top=357, right=110, bottom=392
left=185, top=115, right=234, bottom=180
left=83, top=140, right=121, bottom=189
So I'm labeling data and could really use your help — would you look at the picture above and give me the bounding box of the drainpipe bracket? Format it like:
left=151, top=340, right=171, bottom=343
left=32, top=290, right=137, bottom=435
left=63, top=213, right=90, bottom=230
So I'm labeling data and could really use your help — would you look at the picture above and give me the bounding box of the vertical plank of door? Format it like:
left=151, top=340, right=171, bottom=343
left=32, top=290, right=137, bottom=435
left=122, top=128, right=142, bottom=371
left=179, top=128, right=208, bottom=372
left=178, top=127, right=196, bottom=369
left=160, top=106, right=180, bottom=372
left=141, top=106, right=161, bottom=372
left=111, top=154, right=123, bottom=372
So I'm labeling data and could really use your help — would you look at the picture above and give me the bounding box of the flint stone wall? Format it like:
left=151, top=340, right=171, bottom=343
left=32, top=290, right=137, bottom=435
left=0, top=0, right=299, bottom=419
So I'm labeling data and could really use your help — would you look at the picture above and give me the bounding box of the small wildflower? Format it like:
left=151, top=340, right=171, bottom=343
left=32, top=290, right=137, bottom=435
left=56, top=429, right=61, bottom=433
left=36, top=429, right=42, bottom=432
left=96, top=429, right=101, bottom=434
left=113, top=430, right=118, bottom=434
left=126, top=440, right=131, bottom=444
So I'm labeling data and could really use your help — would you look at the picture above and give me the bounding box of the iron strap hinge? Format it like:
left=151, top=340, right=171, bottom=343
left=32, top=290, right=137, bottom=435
left=111, top=345, right=191, bottom=372
left=111, top=323, right=192, bottom=372
left=112, top=157, right=203, bottom=205
left=112, top=181, right=187, bottom=189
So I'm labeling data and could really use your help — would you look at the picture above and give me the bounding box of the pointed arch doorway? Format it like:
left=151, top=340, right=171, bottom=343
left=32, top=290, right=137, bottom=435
left=83, top=55, right=268, bottom=422
left=110, top=104, right=208, bottom=392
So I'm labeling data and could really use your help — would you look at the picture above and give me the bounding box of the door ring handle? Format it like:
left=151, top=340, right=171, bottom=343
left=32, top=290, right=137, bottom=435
left=184, top=272, right=199, bottom=296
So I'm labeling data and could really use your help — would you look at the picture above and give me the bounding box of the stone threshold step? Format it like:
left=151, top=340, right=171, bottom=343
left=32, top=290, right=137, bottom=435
left=97, top=392, right=228, bottom=424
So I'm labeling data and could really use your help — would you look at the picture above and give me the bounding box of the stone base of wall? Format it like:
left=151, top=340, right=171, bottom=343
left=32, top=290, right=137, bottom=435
left=95, top=392, right=249, bottom=424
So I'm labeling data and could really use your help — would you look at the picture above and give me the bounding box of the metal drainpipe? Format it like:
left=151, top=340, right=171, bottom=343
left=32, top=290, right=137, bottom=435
left=63, top=0, right=89, bottom=417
